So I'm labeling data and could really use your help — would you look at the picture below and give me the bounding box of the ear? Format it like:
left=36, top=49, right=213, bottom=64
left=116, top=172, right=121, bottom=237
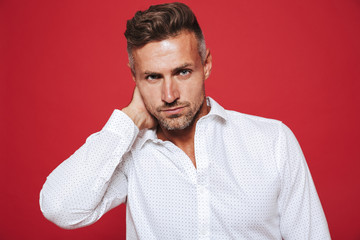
left=128, top=62, right=136, bottom=82
left=203, top=49, right=212, bottom=80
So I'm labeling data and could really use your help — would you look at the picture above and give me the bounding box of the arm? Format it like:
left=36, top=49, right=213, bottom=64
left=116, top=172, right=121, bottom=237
left=39, top=87, right=156, bottom=229
left=277, top=123, right=331, bottom=239
left=40, top=110, right=138, bottom=229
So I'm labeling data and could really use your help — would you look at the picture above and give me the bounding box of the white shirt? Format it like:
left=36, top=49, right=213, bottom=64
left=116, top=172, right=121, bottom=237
left=40, top=97, right=330, bottom=239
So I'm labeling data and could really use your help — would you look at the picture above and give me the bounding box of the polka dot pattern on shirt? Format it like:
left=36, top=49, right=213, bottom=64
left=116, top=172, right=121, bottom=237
left=40, top=97, right=330, bottom=239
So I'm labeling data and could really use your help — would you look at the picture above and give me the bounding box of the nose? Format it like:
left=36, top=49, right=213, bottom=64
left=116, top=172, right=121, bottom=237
left=161, top=77, right=180, bottom=103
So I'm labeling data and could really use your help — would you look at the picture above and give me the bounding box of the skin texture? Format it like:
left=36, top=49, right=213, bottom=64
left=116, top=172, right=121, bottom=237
left=122, top=31, right=212, bottom=167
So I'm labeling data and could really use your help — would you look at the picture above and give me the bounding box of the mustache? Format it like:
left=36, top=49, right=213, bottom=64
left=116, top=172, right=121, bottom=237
left=156, top=100, right=190, bottom=111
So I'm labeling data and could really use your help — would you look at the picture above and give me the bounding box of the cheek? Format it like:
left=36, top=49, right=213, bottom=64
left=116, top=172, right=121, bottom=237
left=183, top=80, right=205, bottom=99
left=138, top=85, right=161, bottom=106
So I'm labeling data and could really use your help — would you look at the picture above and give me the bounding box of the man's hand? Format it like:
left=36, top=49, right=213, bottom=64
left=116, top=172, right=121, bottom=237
left=122, top=87, right=157, bottom=130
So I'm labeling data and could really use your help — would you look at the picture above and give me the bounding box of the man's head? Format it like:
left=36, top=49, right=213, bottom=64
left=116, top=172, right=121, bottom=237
left=124, top=2, right=206, bottom=73
left=124, top=2, right=212, bottom=131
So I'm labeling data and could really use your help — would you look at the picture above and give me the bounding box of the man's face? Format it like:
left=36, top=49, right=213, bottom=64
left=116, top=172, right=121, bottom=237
left=131, top=31, right=212, bottom=130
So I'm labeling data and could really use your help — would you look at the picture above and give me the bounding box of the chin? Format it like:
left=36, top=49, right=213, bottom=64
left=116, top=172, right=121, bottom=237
left=159, top=116, right=193, bottom=131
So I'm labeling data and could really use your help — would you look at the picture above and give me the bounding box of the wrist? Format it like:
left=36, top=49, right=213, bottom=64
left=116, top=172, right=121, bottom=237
left=122, top=106, right=146, bottom=130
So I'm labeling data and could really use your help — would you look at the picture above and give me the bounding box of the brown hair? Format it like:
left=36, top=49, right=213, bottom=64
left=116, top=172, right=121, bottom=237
left=124, top=2, right=206, bottom=71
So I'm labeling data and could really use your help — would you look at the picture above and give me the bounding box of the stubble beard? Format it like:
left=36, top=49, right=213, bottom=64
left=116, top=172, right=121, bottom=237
left=158, top=101, right=202, bottom=131
left=145, top=95, right=205, bottom=131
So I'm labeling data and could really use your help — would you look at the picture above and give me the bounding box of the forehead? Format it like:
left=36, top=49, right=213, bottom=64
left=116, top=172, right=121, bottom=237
left=132, top=31, right=201, bottom=72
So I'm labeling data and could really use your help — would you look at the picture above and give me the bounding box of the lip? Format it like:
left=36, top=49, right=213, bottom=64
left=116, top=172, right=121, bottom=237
left=162, top=106, right=185, bottom=115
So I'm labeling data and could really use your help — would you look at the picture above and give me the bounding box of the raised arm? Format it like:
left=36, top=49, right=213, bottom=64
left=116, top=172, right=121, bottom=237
left=39, top=87, right=156, bottom=229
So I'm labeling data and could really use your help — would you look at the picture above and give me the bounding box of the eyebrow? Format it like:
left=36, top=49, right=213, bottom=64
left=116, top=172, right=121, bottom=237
left=143, top=63, right=193, bottom=76
left=171, top=63, right=193, bottom=75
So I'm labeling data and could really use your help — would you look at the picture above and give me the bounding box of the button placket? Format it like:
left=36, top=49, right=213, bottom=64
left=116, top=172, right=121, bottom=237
left=195, top=121, right=210, bottom=239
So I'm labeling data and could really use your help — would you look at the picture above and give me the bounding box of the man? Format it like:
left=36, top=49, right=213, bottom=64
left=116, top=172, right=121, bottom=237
left=40, top=2, right=330, bottom=239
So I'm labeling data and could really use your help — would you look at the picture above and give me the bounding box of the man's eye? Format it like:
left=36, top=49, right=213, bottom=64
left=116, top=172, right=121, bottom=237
left=179, top=69, right=191, bottom=76
left=146, top=75, right=160, bottom=80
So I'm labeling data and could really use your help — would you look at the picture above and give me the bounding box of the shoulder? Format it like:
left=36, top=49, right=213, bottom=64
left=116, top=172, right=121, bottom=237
left=207, top=97, right=284, bottom=134
left=224, top=110, right=300, bottom=150
left=224, top=109, right=284, bottom=137
left=224, top=110, right=303, bottom=164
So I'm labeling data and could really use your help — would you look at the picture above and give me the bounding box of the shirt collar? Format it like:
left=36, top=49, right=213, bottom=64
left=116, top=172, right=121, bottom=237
left=133, top=96, right=228, bottom=150
left=205, top=96, right=228, bottom=122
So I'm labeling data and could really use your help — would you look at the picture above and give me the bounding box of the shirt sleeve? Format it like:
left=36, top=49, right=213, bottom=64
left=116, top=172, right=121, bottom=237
left=39, top=110, right=139, bottom=229
left=276, top=123, right=331, bottom=239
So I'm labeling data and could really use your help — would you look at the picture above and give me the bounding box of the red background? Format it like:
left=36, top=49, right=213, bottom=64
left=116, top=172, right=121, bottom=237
left=1, top=0, right=360, bottom=239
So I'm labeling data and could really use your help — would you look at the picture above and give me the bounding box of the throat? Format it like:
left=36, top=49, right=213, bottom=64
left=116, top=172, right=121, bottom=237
left=157, top=127, right=197, bottom=168
left=179, top=144, right=197, bottom=169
